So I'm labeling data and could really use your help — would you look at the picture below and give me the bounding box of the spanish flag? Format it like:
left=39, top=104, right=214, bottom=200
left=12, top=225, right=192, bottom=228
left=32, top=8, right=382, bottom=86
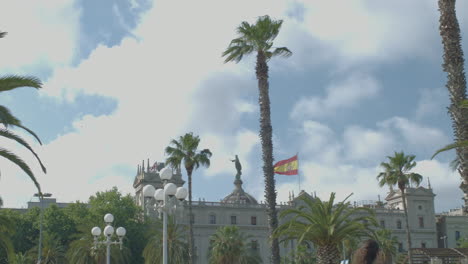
left=273, top=155, right=298, bottom=175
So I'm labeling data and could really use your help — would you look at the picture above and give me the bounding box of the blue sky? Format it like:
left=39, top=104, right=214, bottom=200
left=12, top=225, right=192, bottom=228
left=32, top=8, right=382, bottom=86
left=0, top=0, right=467, bottom=213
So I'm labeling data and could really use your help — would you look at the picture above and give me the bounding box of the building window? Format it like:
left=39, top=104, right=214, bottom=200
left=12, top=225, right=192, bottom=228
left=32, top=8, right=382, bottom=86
left=418, top=217, right=424, bottom=228
left=209, top=214, right=216, bottom=224
left=190, top=214, right=195, bottom=224
left=421, top=242, right=426, bottom=248
left=418, top=205, right=423, bottom=210
left=251, top=216, right=257, bottom=225
left=251, top=240, right=258, bottom=250
left=397, top=220, right=402, bottom=229
left=398, top=243, right=404, bottom=252
left=231, top=215, right=237, bottom=225
left=380, top=220, right=385, bottom=228
left=456, top=231, right=461, bottom=241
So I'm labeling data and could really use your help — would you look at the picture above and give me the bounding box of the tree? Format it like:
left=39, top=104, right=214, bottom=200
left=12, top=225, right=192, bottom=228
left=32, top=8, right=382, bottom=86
left=377, top=152, right=423, bottom=264
left=222, top=15, right=292, bottom=264
left=370, top=229, right=398, bottom=264
left=0, top=213, right=15, bottom=263
left=0, top=31, right=46, bottom=193
left=208, top=225, right=261, bottom=264
left=11, top=252, right=33, bottom=264
left=437, top=0, right=468, bottom=211
left=165, top=132, right=212, bottom=263
left=27, top=232, right=66, bottom=264
left=143, top=217, right=188, bottom=264
left=274, top=193, right=376, bottom=264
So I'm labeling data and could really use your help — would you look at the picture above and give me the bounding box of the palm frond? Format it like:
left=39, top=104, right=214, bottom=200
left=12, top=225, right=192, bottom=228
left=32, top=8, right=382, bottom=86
left=0, top=128, right=46, bottom=173
left=432, top=140, right=468, bottom=159
left=0, top=75, right=42, bottom=92
left=0, top=148, right=41, bottom=193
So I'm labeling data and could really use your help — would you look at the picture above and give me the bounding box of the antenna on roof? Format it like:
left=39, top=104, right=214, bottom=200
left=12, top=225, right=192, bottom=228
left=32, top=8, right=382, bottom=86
left=428, top=178, right=432, bottom=189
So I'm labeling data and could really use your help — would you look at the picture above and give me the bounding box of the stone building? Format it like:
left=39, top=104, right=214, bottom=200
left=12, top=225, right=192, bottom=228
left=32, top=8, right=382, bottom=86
left=133, top=160, right=468, bottom=263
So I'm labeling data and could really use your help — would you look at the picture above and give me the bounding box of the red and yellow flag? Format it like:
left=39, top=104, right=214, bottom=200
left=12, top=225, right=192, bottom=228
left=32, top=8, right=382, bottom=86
left=273, top=155, right=298, bottom=175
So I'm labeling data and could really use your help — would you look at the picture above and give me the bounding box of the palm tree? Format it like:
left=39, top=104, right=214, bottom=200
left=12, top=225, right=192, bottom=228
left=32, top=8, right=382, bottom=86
left=28, top=232, right=66, bottom=264
left=377, top=152, right=423, bottom=264
left=208, top=225, right=262, bottom=264
left=222, top=15, right=292, bottom=264
left=1, top=31, right=46, bottom=194
left=143, top=217, right=189, bottom=264
left=0, top=214, right=15, bottom=263
left=165, top=132, right=212, bottom=264
left=438, top=0, right=468, bottom=210
left=11, top=252, right=33, bottom=264
left=370, top=229, right=398, bottom=264
left=274, top=193, right=376, bottom=264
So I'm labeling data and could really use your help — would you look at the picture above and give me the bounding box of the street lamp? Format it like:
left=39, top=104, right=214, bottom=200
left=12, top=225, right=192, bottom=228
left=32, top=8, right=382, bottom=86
left=33, top=192, right=52, bottom=264
left=91, top=213, right=126, bottom=264
left=143, top=166, right=188, bottom=264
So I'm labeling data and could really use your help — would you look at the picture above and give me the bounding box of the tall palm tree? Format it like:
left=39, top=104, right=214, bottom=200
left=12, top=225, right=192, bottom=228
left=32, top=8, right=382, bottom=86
left=28, top=232, right=66, bottom=264
left=223, top=15, right=292, bottom=264
left=274, top=193, right=377, bottom=264
left=165, top=132, right=212, bottom=264
left=143, top=217, right=189, bottom=264
left=377, top=152, right=423, bottom=264
left=370, top=229, right=398, bottom=264
left=437, top=0, right=468, bottom=210
left=208, top=225, right=261, bottom=264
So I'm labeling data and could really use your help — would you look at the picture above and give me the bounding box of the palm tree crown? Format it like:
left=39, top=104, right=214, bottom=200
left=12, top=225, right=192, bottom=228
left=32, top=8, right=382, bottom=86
left=222, top=15, right=291, bottom=63
left=208, top=225, right=261, bottom=264
left=275, top=193, right=376, bottom=264
left=377, top=152, right=423, bottom=191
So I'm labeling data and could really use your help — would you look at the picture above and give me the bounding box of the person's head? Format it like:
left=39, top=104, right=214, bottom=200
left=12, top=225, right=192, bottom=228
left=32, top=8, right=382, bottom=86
left=352, top=240, right=383, bottom=264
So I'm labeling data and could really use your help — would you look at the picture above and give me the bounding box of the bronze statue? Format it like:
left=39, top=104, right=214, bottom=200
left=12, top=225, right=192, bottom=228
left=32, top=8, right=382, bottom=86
left=231, top=155, right=242, bottom=180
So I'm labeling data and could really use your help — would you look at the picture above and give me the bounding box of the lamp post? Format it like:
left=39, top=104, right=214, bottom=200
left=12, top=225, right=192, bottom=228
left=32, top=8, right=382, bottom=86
left=91, top=213, right=126, bottom=264
left=143, top=167, right=188, bottom=264
left=33, top=192, right=52, bottom=264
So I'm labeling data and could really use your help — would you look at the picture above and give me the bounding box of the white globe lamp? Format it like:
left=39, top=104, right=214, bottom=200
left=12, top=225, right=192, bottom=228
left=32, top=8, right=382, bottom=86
left=164, top=183, right=177, bottom=197
left=104, top=225, right=114, bottom=236
left=175, top=187, right=188, bottom=201
left=91, top=227, right=101, bottom=236
left=104, top=213, right=114, bottom=224
left=143, top=185, right=156, bottom=198
left=160, top=167, right=173, bottom=181
left=154, top=189, right=165, bottom=201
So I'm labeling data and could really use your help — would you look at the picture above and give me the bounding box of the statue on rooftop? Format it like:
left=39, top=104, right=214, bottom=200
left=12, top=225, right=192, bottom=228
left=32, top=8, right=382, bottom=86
left=231, top=155, right=242, bottom=180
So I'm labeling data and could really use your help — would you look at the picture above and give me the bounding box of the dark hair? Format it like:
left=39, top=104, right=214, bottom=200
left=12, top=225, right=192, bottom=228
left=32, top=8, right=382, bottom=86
left=352, top=240, right=381, bottom=264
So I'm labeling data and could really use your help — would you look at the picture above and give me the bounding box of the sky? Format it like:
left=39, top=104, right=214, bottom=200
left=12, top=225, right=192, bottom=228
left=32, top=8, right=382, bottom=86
left=0, top=0, right=467, bottom=213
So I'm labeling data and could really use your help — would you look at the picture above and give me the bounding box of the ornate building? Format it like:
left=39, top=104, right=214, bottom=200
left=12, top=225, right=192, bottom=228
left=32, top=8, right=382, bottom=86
left=131, top=159, right=468, bottom=263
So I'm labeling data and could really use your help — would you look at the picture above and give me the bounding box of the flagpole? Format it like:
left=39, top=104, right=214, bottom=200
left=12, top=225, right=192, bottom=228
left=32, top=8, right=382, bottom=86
left=297, top=153, right=301, bottom=193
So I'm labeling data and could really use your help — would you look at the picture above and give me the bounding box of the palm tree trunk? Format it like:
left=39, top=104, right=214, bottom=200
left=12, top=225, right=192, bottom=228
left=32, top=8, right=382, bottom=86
left=401, top=189, right=413, bottom=264
left=256, top=50, right=280, bottom=264
left=316, top=244, right=340, bottom=264
left=438, top=0, right=468, bottom=211
left=186, top=166, right=195, bottom=264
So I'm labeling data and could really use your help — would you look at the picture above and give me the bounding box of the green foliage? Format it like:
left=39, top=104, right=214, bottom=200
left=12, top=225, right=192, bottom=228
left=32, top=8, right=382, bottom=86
left=165, top=132, right=212, bottom=172
left=222, top=15, right=292, bottom=63
left=0, top=74, right=45, bottom=193
left=275, top=193, right=376, bottom=247
left=27, top=232, right=66, bottom=264
left=281, top=244, right=316, bottom=264
left=377, top=152, right=423, bottom=191
left=208, top=225, right=262, bottom=264
left=10, top=252, right=33, bottom=264
left=143, top=216, right=188, bottom=264
left=0, top=213, right=15, bottom=263
left=369, top=229, right=398, bottom=264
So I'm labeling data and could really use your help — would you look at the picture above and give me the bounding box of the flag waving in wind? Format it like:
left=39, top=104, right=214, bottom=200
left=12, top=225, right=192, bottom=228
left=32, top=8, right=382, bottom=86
left=273, top=155, right=298, bottom=175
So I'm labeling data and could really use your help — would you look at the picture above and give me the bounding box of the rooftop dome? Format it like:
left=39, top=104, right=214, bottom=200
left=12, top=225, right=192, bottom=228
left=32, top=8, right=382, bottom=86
left=222, top=179, right=258, bottom=205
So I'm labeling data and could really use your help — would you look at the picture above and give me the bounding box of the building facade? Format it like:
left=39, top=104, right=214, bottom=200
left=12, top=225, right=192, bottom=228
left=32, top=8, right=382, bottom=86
left=133, top=160, right=468, bottom=263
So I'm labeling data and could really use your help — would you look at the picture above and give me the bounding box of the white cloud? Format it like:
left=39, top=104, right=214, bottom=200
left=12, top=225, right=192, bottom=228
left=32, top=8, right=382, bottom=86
left=291, top=73, right=380, bottom=119
left=343, top=126, right=395, bottom=162
left=415, top=88, right=448, bottom=119
left=0, top=0, right=80, bottom=73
